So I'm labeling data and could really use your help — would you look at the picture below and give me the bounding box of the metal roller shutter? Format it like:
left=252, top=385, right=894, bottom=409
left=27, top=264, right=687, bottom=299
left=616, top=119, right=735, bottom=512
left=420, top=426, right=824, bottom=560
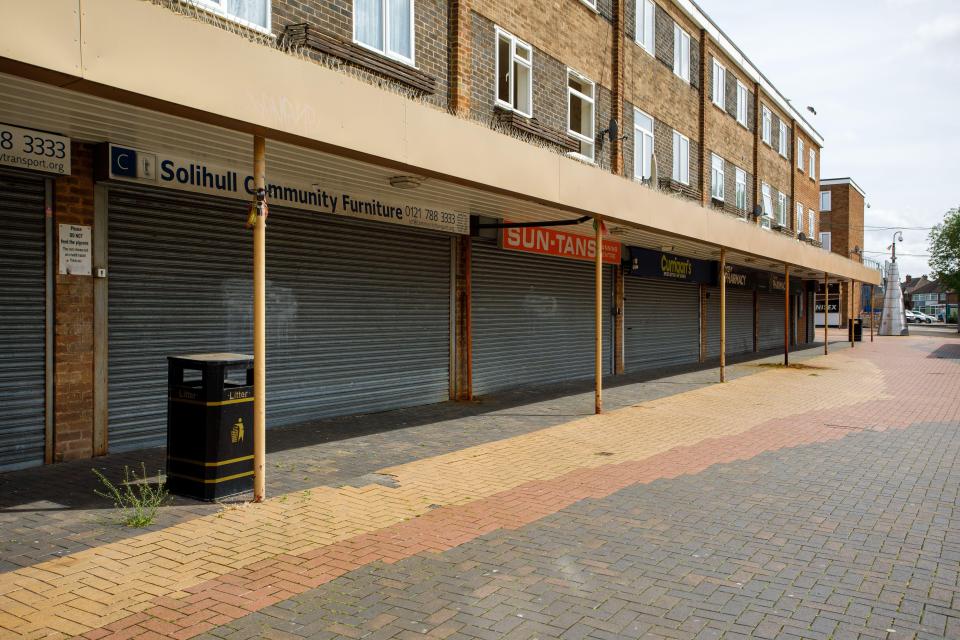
left=108, top=186, right=450, bottom=452
left=758, top=291, right=786, bottom=351
left=624, top=278, right=700, bottom=372
left=471, top=243, right=613, bottom=395
left=0, top=170, right=46, bottom=471
left=706, top=287, right=756, bottom=358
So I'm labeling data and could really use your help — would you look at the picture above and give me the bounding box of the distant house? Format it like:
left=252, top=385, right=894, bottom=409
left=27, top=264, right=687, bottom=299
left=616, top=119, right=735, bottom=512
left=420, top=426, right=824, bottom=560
left=904, top=275, right=958, bottom=320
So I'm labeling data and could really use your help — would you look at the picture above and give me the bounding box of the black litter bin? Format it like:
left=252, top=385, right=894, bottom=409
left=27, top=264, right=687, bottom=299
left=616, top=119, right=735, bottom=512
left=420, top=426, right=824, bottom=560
left=166, top=353, right=254, bottom=501
left=848, top=319, right=863, bottom=343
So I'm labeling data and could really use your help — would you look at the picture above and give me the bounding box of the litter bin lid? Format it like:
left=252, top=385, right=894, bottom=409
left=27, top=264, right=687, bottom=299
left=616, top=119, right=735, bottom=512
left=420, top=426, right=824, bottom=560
left=167, top=353, right=253, bottom=366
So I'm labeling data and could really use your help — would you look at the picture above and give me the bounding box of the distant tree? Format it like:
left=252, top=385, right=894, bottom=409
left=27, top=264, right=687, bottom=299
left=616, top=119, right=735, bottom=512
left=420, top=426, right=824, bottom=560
left=928, top=206, right=960, bottom=328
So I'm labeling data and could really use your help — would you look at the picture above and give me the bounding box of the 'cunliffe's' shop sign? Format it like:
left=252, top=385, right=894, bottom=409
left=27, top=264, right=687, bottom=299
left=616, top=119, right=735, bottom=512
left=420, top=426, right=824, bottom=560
left=627, top=247, right=716, bottom=284
left=98, top=143, right=470, bottom=235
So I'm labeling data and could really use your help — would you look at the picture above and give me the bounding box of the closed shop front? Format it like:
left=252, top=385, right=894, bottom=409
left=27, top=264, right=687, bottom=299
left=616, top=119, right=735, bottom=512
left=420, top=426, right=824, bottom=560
left=0, top=169, right=48, bottom=470
left=107, top=183, right=455, bottom=452
left=471, top=233, right=615, bottom=395
left=623, top=247, right=711, bottom=373
left=706, top=287, right=755, bottom=358
left=757, top=274, right=798, bottom=352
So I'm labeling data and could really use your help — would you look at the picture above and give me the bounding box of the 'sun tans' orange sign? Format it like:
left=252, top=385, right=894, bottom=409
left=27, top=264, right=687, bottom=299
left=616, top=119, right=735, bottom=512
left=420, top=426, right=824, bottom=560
left=500, top=225, right=621, bottom=264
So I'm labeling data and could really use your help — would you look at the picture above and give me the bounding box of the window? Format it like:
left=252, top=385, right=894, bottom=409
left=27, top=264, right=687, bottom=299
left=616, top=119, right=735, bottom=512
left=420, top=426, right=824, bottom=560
left=672, top=131, right=690, bottom=184
left=761, top=106, right=772, bottom=145
left=495, top=28, right=533, bottom=117
left=779, top=123, right=788, bottom=158
left=761, top=182, right=773, bottom=220
left=193, top=0, right=270, bottom=30
left=635, top=0, right=655, bottom=55
left=673, top=24, right=691, bottom=83
left=580, top=0, right=597, bottom=9
left=735, top=168, right=747, bottom=210
left=736, top=81, right=748, bottom=127
left=796, top=202, right=803, bottom=233
left=567, top=69, right=596, bottom=162
left=633, top=109, right=655, bottom=181
left=809, top=149, right=817, bottom=179
left=797, top=139, right=805, bottom=171
left=777, top=191, right=787, bottom=226
left=808, top=209, right=816, bottom=236
left=712, top=60, right=725, bottom=107
left=820, top=231, right=831, bottom=251
left=354, top=0, right=414, bottom=64
left=820, top=191, right=831, bottom=211
left=711, top=154, right=725, bottom=200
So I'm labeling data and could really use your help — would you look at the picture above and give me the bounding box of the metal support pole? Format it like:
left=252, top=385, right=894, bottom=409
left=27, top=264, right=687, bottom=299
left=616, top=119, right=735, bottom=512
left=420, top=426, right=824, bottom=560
left=824, top=273, right=829, bottom=355
left=784, top=265, right=790, bottom=367
left=593, top=218, right=603, bottom=414
left=850, top=279, right=855, bottom=348
left=594, top=218, right=603, bottom=415
left=253, top=136, right=267, bottom=502
left=870, top=285, right=875, bottom=342
left=719, top=248, right=727, bottom=383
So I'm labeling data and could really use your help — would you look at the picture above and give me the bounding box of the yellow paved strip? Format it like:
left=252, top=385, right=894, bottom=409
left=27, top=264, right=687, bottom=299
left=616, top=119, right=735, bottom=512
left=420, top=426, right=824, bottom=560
left=0, top=353, right=885, bottom=637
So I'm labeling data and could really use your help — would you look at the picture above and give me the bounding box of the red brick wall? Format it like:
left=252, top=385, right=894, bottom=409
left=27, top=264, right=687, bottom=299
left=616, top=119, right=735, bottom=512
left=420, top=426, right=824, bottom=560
left=53, top=143, right=96, bottom=461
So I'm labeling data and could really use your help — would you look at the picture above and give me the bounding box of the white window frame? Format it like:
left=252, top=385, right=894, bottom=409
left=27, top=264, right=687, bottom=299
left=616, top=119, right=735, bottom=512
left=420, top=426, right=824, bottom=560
left=353, top=0, right=416, bottom=66
left=809, top=149, right=817, bottom=180
left=566, top=68, right=596, bottom=163
left=494, top=27, right=533, bottom=118
left=797, top=138, right=805, bottom=171
left=635, top=0, right=655, bottom=56
left=820, top=191, right=831, bottom=212
left=672, top=130, right=690, bottom=185
left=633, top=108, right=655, bottom=182
left=761, top=182, right=773, bottom=226
left=580, top=0, right=598, bottom=10
left=712, top=59, right=726, bottom=108
left=761, top=106, right=772, bottom=145
left=735, top=167, right=747, bottom=210
left=808, top=209, right=816, bottom=236
left=777, top=191, right=787, bottom=226
left=192, top=0, right=271, bottom=32
left=820, top=231, right=831, bottom=251
left=796, top=202, right=803, bottom=234
left=779, top=123, right=788, bottom=158
left=735, top=81, right=748, bottom=127
left=673, top=24, right=691, bottom=83
left=710, top=154, right=725, bottom=201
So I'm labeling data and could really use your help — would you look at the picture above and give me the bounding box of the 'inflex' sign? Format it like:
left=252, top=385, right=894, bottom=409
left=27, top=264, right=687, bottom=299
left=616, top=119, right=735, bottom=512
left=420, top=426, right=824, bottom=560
left=102, top=144, right=470, bottom=235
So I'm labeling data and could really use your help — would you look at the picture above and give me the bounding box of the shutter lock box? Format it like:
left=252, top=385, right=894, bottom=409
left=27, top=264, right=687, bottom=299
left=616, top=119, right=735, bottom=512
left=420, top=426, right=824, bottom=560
left=166, top=353, right=254, bottom=501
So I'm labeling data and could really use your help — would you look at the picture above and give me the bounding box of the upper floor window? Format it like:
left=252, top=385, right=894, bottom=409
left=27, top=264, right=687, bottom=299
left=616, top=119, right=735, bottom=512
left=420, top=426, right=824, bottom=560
left=672, top=130, right=690, bottom=185
left=735, top=167, right=747, bottom=210
left=820, top=190, right=831, bottom=211
left=673, top=24, right=691, bottom=83
left=809, top=149, right=817, bottom=179
left=820, top=231, right=831, bottom=251
left=567, top=69, right=596, bottom=162
left=736, top=81, right=748, bottom=127
left=761, top=106, right=772, bottom=145
left=761, top=182, right=773, bottom=219
left=808, top=209, right=816, bottom=236
left=193, top=0, right=270, bottom=31
left=495, top=28, right=533, bottom=117
left=797, top=139, right=805, bottom=171
left=633, top=108, right=655, bottom=181
left=635, top=0, right=655, bottom=56
left=354, top=0, right=414, bottom=65
left=778, top=123, right=788, bottom=158
left=580, top=0, right=597, bottom=9
left=777, top=191, right=788, bottom=226
left=712, top=60, right=725, bottom=108
left=711, top=154, right=725, bottom=200
left=796, top=202, right=803, bottom=233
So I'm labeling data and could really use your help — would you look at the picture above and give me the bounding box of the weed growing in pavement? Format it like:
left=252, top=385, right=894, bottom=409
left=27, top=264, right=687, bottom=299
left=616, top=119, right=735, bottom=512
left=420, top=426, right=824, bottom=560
left=92, top=463, right=170, bottom=528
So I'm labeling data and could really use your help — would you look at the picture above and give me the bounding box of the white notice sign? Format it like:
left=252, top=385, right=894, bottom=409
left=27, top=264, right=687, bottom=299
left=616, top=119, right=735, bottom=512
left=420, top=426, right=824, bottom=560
left=59, top=224, right=92, bottom=276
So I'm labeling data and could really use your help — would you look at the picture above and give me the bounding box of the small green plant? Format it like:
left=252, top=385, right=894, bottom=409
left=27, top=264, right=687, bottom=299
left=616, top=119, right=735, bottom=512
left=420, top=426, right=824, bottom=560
left=92, top=463, right=170, bottom=527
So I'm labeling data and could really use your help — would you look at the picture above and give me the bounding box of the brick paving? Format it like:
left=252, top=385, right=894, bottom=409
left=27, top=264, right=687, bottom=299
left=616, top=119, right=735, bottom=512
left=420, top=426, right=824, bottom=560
left=1, top=336, right=958, bottom=639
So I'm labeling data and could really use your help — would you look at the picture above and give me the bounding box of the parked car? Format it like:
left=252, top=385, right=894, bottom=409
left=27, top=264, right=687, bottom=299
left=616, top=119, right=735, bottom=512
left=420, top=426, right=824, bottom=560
left=905, top=310, right=918, bottom=323
left=917, top=312, right=935, bottom=323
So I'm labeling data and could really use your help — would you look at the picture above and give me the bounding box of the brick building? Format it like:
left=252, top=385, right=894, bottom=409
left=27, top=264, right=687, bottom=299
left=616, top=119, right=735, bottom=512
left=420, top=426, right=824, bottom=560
left=0, top=0, right=876, bottom=471
left=817, top=177, right=868, bottom=325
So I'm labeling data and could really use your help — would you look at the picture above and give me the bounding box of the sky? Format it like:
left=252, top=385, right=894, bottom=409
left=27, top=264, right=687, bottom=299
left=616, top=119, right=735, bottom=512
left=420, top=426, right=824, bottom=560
left=696, top=0, right=960, bottom=280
